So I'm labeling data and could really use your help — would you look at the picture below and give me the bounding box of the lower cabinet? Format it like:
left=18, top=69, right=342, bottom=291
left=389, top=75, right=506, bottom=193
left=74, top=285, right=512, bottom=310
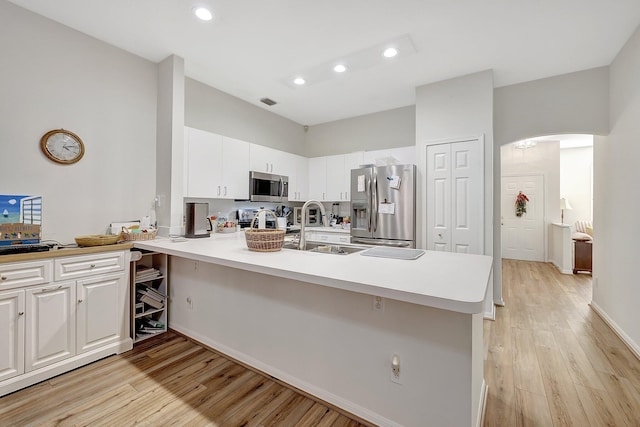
left=0, top=289, right=24, bottom=382
left=0, top=250, right=132, bottom=396
left=25, top=281, right=76, bottom=372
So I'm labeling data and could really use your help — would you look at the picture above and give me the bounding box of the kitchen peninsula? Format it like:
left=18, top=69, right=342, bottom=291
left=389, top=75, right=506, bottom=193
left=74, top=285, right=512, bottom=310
left=135, top=234, right=492, bottom=427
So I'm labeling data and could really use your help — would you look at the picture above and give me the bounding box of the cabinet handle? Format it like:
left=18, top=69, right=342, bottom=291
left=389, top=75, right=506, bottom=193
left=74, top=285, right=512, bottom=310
left=18, top=311, right=24, bottom=316
left=322, top=192, right=325, bottom=200
left=224, top=186, right=227, bottom=196
left=90, top=264, right=96, bottom=269
left=1, top=276, right=7, bottom=281
left=266, top=162, right=269, bottom=172
left=40, top=285, right=62, bottom=293
left=217, top=186, right=221, bottom=196
left=78, top=299, right=83, bottom=303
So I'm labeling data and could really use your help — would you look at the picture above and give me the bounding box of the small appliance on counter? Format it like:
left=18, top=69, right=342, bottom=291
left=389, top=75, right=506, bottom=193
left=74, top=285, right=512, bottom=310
left=237, top=208, right=276, bottom=229
left=185, top=202, right=211, bottom=238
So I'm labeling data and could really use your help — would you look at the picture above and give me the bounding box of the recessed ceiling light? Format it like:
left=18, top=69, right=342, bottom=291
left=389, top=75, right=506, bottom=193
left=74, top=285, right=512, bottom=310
left=382, top=47, right=398, bottom=58
left=193, top=7, right=213, bottom=21
left=333, top=64, right=347, bottom=73
left=293, top=77, right=306, bottom=85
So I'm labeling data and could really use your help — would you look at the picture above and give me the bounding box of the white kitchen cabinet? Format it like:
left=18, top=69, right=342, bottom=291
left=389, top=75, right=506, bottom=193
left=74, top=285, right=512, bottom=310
left=290, top=154, right=308, bottom=201
left=184, top=127, right=250, bottom=199
left=308, top=157, right=327, bottom=201
left=309, top=152, right=363, bottom=202
left=25, top=281, right=76, bottom=372
left=249, top=144, right=291, bottom=175
left=0, top=289, right=24, bottom=382
left=362, top=146, right=416, bottom=166
left=77, top=273, right=125, bottom=354
left=0, top=249, right=131, bottom=397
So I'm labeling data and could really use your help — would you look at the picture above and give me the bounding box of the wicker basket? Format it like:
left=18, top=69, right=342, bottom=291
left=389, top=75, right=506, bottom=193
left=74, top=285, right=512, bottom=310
left=120, top=226, right=158, bottom=241
left=244, top=209, right=285, bottom=252
left=75, top=234, right=120, bottom=247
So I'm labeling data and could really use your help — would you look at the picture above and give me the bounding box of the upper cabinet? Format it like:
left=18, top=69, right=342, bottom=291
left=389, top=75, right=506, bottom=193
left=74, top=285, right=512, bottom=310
left=308, top=152, right=363, bottom=202
left=184, top=127, right=250, bottom=200
left=249, top=144, right=290, bottom=176
left=362, top=146, right=416, bottom=166
left=287, top=153, right=308, bottom=201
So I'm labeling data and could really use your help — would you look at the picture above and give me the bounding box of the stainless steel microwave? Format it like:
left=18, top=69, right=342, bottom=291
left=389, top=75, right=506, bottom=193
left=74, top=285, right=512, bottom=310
left=249, top=171, right=288, bottom=202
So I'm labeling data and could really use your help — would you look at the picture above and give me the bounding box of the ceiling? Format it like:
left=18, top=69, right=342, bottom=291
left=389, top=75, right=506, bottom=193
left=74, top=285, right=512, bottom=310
left=8, top=0, right=640, bottom=126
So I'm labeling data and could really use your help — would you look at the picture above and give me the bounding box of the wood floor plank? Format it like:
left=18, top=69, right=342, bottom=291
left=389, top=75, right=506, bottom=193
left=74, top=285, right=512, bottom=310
left=484, top=260, right=640, bottom=427
left=514, top=388, right=553, bottom=427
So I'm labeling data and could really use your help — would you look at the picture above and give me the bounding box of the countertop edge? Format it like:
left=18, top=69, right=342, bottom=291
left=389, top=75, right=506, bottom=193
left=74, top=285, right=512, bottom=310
left=0, top=243, right=133, bottom=263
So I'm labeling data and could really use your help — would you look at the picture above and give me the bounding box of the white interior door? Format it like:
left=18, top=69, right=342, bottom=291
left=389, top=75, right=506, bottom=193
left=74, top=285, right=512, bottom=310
left=426, top=139, right=483, bottom=254
left=501, top=175, right=544, bottom=261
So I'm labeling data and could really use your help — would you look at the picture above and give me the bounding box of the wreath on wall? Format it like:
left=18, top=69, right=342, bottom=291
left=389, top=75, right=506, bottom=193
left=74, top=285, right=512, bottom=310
left=515, top=191, right=529, bottom=217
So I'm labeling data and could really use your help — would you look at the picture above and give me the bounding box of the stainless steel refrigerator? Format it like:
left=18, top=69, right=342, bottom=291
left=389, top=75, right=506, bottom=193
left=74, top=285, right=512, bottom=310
left=350, top=164, right=416, bottom=248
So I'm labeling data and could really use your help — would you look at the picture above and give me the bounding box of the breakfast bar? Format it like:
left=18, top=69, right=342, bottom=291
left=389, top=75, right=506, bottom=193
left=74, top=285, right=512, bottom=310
left=135, top=233, right=493, bottom=427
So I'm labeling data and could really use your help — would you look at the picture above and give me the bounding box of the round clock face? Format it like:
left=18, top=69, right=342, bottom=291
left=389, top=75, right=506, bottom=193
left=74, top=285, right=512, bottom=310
left=40, top=129, right=85, bottom=164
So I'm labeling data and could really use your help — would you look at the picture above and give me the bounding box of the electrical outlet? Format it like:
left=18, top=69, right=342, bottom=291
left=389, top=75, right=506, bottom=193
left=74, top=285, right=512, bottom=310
left=186, top=296, right=193, bottom=310
left=373, top=296, right=384, bottom=312
left=391, top=354, right=401, bottom=384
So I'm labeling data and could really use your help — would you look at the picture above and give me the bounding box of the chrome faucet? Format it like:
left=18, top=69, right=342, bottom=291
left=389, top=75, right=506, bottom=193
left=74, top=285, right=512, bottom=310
left=298, top=200, right=328, bottom=250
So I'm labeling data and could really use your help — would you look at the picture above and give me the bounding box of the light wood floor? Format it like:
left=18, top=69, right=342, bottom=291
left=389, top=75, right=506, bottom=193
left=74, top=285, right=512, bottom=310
left=483, top=259, right=640, bottom=426
left=0, top=332, right=369, bottom=426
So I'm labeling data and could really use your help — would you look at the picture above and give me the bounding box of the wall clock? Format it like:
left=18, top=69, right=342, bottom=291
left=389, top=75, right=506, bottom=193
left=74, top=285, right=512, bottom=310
left=40, top=129, right=85, bottom=165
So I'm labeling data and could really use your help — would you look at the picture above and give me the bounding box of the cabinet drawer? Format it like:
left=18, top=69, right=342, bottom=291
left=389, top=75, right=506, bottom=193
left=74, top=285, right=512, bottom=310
left=0, top=260, right=53, bottom=290
left=55, top=251, right=125, bottom=281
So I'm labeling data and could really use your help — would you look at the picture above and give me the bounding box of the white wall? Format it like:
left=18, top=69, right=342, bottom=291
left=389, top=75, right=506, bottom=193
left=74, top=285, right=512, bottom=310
left=415, top=70, right=494, bottom=312
left=185, top=78, right=306, bottom=156
left=560, top=145, right=593, bottom=226
left=493, top=67, right=609, bottom=304
left=501, top=141, right=561, bottom=261
left=305, top=106, right=416, bottom=157
left=0, top=1, right=157, bottom=243
left=592, top=24, right=640, bottom=354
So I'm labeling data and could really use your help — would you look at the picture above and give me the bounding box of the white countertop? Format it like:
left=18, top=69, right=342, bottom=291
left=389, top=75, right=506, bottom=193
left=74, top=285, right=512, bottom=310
left=134, top=233, right=492, bottom=314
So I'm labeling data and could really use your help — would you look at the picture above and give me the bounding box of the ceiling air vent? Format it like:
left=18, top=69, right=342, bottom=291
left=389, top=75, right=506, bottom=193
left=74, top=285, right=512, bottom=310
left=260, top=98, right=277, bottom=106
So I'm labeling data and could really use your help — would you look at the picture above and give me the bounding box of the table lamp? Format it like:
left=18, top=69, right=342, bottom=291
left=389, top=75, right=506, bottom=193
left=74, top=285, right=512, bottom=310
left=560, top=198, right=572, bottom=224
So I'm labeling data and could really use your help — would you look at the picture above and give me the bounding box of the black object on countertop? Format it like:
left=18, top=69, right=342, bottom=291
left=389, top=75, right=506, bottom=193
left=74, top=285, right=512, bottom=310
left=0, top=243, right=55, bottom=256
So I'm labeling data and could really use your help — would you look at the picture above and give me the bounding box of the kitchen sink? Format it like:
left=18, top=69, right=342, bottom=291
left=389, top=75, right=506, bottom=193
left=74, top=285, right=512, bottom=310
left=282, top=241, right=367, bottom=255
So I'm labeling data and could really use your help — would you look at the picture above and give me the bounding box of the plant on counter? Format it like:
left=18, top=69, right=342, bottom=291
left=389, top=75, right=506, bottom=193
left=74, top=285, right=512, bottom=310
left=515, top=191, right=529, bottom=217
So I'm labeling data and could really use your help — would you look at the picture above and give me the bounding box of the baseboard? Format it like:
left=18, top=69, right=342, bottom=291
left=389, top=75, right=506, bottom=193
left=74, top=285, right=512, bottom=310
left=484, top=303, right=495, bottom=320
left=0, top=337, right=132, bottom=397
left=476, top=380, right=488, bottom=427
left=495, top=298, right=505, bottom=307
left=590, top=302, right=640, bottom=361
left=170, top=323, right=399, bottom=427
left=551, top=260, right=573, bottom=275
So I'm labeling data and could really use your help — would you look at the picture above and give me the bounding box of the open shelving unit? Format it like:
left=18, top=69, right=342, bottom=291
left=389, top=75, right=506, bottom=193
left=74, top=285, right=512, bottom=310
left=130, top=250, right=169, bottom=343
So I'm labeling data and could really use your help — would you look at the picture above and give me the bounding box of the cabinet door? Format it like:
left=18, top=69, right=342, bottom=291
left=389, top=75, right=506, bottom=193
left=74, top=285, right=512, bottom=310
left=185, top=127, right=223, bottom=198
left=0, top=289, right=25, bottom=382
left=308, top=157, right=327, bottom=201
left=343, top=152, right=363, bottom=201
left=25, top=282, right=76, bottom=372
left=325, top=155, right=344, bottom=201
left=295, top=155, right=309, bottom=201
left=77, top=273, right=124, bottom=354
left=221, top=136, right=250, bottom=199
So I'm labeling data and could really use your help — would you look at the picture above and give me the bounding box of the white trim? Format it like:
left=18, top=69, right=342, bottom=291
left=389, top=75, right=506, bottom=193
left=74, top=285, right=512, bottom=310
left=551, top=260, right=573, bottom=275
left=476, top=381, right=488, bottom=427
left=495, top=298, right=505, bottom=307
left=171, top=323, right=401, bottom=427
left=484, top=303, right=496, bottom=320
left=590, top=302, right=640, bottom=361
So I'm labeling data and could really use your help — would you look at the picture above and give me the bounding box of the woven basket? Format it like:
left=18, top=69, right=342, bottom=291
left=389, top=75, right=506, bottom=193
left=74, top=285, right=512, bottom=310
left=75, top=234, right=119, bottom=247
left=120, top=226, right=158, bottom=241
left=244, top=209, right=285, bottom=252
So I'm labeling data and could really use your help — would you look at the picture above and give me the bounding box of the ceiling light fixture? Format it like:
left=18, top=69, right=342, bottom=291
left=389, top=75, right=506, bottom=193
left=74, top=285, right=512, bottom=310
left=193, top=7, right=213, bottom=21
left=382, top=47, right=398, bottom=58
left=293, top=77, right=306, bottom=85
left=333, top=64, right=347, bottom=73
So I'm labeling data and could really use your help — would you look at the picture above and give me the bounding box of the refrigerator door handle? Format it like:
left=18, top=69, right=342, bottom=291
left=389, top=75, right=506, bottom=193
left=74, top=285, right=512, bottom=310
left=372, top=172, right=378, bottom=232
left=367, top=176, right=372, bottom=232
